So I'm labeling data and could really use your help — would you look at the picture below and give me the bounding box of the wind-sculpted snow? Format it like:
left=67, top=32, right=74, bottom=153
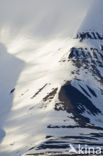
left=22, top=30, right=103, bottom=155
left=0, top=1, right=103, bottom=156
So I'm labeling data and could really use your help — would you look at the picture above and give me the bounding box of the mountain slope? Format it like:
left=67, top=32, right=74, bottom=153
left=0, top=1, right=103, bottom=156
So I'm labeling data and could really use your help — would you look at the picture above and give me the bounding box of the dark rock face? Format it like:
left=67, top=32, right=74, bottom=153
left=31, top=84, right=47, bottom=99
left=43, top=88, right=58, bottom=102
left=68, top=44, right=103, bottom=86
left=63, top=82, right=100, bottom=114
left=76, top=31, right=103, bottom=42
left=86, top=85, right=97, bottom=97
left=69, top=47, right=80, bottom=59
left=55, top=81, right=101, bottom=126
left=26, top=135, right=103, bottom=156
left=24, top=31, right=103, bottom=156
left=69, top=47, right=92, bottom=60
left=10, top=88, right=15, bottom=94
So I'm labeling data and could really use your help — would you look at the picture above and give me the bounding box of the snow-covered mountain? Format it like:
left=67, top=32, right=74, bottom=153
left=0, top=0, right=103, bottom=156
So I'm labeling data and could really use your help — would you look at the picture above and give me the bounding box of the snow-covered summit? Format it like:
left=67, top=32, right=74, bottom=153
left=0, top=1, right=103, bottom=156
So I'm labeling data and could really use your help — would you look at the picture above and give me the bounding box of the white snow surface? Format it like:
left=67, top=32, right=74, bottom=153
left=0, top=0, right=103, bottom=156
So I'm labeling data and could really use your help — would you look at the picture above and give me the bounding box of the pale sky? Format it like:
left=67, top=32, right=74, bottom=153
left=0, top=0, right=93, bottom=39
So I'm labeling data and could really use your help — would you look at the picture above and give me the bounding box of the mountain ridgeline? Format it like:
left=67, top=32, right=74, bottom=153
left=76, top=31, right=103, bottom=42
left=25, top=31, right=103, bottom=155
